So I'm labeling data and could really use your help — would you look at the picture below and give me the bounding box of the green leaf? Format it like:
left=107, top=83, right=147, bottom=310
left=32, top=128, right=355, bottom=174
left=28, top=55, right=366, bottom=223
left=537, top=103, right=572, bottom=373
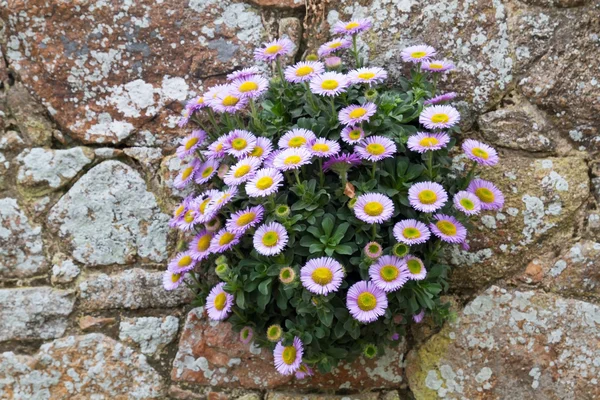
left=334, top=244, right=354, bottom=255
left=326, top=347, right=348, bottom=359
left=258, top=279, right=272, bottom=296
left=321, top=214, right=335, bottom=237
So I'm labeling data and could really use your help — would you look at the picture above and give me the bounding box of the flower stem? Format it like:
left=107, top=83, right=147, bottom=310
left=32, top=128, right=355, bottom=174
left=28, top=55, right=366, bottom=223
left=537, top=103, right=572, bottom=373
left=462, top=161, right=478, bottom=189
left=233, top=246, right=245, bottom=260
left=371, top=224, right=377, bottom=241
left=427, top=151, right=434, bottom=179
left=371, top=162, right=377, bottom=180
left=318, top=158, right=324, bottom=187
left=293, top=169, right=302, bottom=186
left=276, top=59, right=285, bottom=84
left=352, top=34, right=361, bottom=68
left=330, top=96, right=337, bottom=119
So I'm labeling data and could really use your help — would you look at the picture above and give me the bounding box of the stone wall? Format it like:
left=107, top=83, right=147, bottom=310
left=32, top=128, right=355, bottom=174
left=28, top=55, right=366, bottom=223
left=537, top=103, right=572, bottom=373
left=0, top=0, right=599, bottom=399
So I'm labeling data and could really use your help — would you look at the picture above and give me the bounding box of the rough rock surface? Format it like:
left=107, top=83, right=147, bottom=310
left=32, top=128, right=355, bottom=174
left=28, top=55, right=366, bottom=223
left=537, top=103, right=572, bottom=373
left=266, top=394, right=380, bottom=400
left=0, top=197, right=47, bottom=279
left=119, top=316, right=179, bottom=355
left=0, top=287, right=75, bottom=342
left=5, top=83, right=53, bottom=146
left=79, top=268, right=193, bottom=310
left=406, top=286, right=600, bottom=399
left=48, top=160, right=169, bottom=266
left=50, top=255, right=81, bottom=285
left=0, top=333, right=164, bottom=399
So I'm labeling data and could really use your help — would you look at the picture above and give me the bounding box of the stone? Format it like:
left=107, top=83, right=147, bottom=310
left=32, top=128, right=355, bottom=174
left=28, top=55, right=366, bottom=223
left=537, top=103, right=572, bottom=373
left=266, top=394, right=379, bottom=400
left=3, top=0, right=267, bottom=145
left=406, top=286, right=600, bottom=399
left=278, top=18, right=302, bottom=59
left=5, top=83, right=53, bottom=146
left=247, top=0, right=305, bottom=8
left=15, top=147, right=95, bottom=195
left=50, top=254, right=81, bottom=284
left=124, top=147, right=164, bottom=170
left=0, top=287, right=75, bottom=342
left=172, top=308, right=407, bottom=390
left=0, top=333, right=164, bottom=398
left=447, top=156, right=589, bottom=290
left=0, top=130, right=25, bottom=152
left=119, top=316, right=179, bottom=355
left=79, top=268, right=193, bottom=310
left=47, top=160, right=169, bottom=266
left=79, top=315, right=117, bottom=331
left=0, top=197, right=47, bottom=279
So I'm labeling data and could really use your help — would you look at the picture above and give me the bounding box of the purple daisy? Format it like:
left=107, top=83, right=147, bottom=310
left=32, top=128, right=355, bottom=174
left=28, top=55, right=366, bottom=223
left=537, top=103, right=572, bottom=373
left=300, top=257, right=344, bottom=295
left=467, top=179, right=504, bottom=210
left=364, top=241, right=383, bottom=259
left=393, top=219, right=431, bottom=245
left=401, top=45, right=436, bottom=63
left=253, top=222, right=288, bottom=256
left=169, top=195, right=193, bottom=228
left=176, top=129, right=206, bottom=159
left=206, top=282, right=234, bottom=321
left=231, top=75, right=269, bottom=99
left=189, top=230, right=214, bottom=261
left=224, top=129, right=257, bottom=158
left=193, top=189, right=220, bottom=224
left=369, top=255, right=410, bottom=293
left=209, top=228, right=241, bottom=254
left=239, top=326, right=254, bottom=344
left=453, top=191, right=482, bottom=215
left=211, top=90, right=248, bottom=114
left=273, top=147, right=313, bottom=171
left=278, top=128, right=316, bottom=149
left=204, top=136, right=228, bottom=159
left=173, top=160, right=199, bottom=189
left=407, top=132, right=451, bottom=153
left=355, top=136, right=396, bottom=162
left=404, top=256, right=427, bottom=280
left=273, top=336, right=304, bottom=375
left=419, top=105, right=461, bottom=130
left=168, top=251, right=197, bottom=274
left=322, top=152, right=361, bottom=173
left=295, top=364, right=314, bottom=380
left=247, top=137, right=273, bottom=160
left=462, top=139, right=499, bottom=166
left=348, top=67, right=387, bottom=85
left=224, top=157, right=261, bottom=186
left=176, top=208, right=198, bottom=232
left=338, top=102, right=377, bottom=126
left=309, top=72, right=349, bottom=97
left=226, top=205, right=265, bottom=233
left=262, top=150, right=280, bottom=169
left=318, top=38, right=352, bottom=57
left=309, top=138, right=340, bottom=158
left=254, top=38, right=295, bottom=62
left=178, top=107, right=191, bottom=128
left=332, top=19, right=372, bottom=35
left=208, top=187, right=238, bottom=214
left=424, top=92, right=458, bottom=105
left=227, top=66, right=260, bottom=81
left=408, top=181, right=448, bottom=213
left=204, top=84, right=230, bottom=103
left=340, top=125, right=365, bottom=144
left=163, top=270, right=186, bottom=291
left=422, top=59, right=455, bottom=73
left=354, top=193, right=395, bottom=224
left=284, top=61, right=325, bottom=83
left=346, top=281, right=388, bottom=323
left=194, top=158, right=220, bottom=185
left=186, top=95, right=209, bottom=114
left=429, top=214, right=468, bottom=244
left=324, top=56, right=342, bottom=69
left=413, top=310, right=426, bottom=323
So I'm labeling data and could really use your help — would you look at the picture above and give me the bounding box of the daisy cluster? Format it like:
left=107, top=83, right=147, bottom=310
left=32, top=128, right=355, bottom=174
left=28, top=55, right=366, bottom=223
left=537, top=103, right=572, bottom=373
left=164, top=17, right=504, bottom=378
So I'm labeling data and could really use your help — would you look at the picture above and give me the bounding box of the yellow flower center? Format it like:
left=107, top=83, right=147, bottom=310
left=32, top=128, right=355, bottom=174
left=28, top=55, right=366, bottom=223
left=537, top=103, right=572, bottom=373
left=364, top=201, right=384, bottom=216
left=222, top=95, right=239, bottom=106
left=296, top=66, right=314, bottom=76
left=349, top=108, right=367, bottom=119
left=249, top=146, right=264, bottom=157
left=181, top=166, right=194, bottom=180
left=403, top=227, right=421, bottom=239
left=288, top=137, right=307, bottom=147
left=234, top=165, right=251, bottom=178
left=265, top=44, right=282, bottom=54
left=201, top=167, right=214, bottom=178
left=284, top=155, right=302, bottom=165
left=419, top=137, right=439, bottom=147
left=282, top=346, right=297, bottom=365
left=196, top=97, right=205, bottom=104
left=418, top=189, right=437, bottom=204
left=178, top=255, right=193, bottom=267
left=475, top=187, right=495, bottom=203
left=262, top=231, right=279, bottom=247
left=436, top=220, right=457, bottom=236
left=407, top=259, right=422, bottom=274
left=236, top=212, right=256, bottom=227
left=171, top=273, right=181, bottom=283
left=184, top=210, right=195, bottom=223
left=239, top=81, right=258, bottom=92
left=366, top=143, right=385, bottom=155
left=460, top=198, right=476, bottom=210
left=345, top=21, right=360, bottom=30
left=199, top=199, right=211, bottom=214
left=349, top=129, right=362, bottom=140
left=231, top=138, right=248, bottom=150
left=431, top=113, right=449, bottom=124
left=428, top=63, right=444, bottom=69
left=312, top=143, right=330, bottom=152
left=411, top=51, right=427, bottom=59
left=215, top=143, right=224, bottom=152
left=219, top=232, right=235, bottom=246
left=197, top=234, right=211, bottom=252
left=256, top=176, right=274, bottom=190
left=174, top=205, right=185, bottom=217
left=329, top=42, right=342, bottom=49
left=311, top=267, right=333, bottom=285
left=214, top=292, right=227, bottom=310
left=321, top=80, right=339, bottom=90
left=380, top=265, right=399, bottom=282
left=357, top=292, right=377, bottom=311
left=358, top=72, right=375, bottom=80
left=471, top=147, right=489, bottom=159
left=185, top=137, right=199, bottom=150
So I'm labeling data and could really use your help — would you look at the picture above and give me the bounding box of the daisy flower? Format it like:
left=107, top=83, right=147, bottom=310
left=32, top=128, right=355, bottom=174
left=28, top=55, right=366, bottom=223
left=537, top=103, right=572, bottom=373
left=223, top=129, right=257, bottom=158
left=462, top=139, right=499, bottom=166
left=308, top=138, right=340, bottom=157
left=193, top=189, right=220, bottom=224
left=407, top=132, right=451, bottom=153
left=467, top=179, right=504, bottom=210
left=239, top=326, right=254, bottom=344
left=295, top=364, right=314, bottom=380
left=176, top=209, right=198, bottom=232
left=404, top=256, right=427, bottom=280
left=340, top=125, right=365, bottom=144
left=338, top=102, right=377, bottom=126
left=206, top=282, right=234, bottom=321
left=254, top=38, right=295, bottom=62
left=194, top=158, right=220, bottom=185
left=278, top=128, right=316, bottom=149
left=253, top=222, right=288, bottom=256
left=168, top=251, right=196, bottom=274
left=284, top=61, right=325, bottom=83
left=332, top=19, right=372, bottom=35
left=408, top=181, right=448, bottom=213
left=413, top=310, right=426, bottom=323
left=231, top=75, right=269, bottom=99
left=263, top=150, right=280, bottom=168
left=355, top=136, right=396, bottom=162
left=318, top=38, right=352, bottom=57
left=178, top=107, right=191, bottom=128
left=169, top=195, right=193, bottom=228
left=393, top=219, right=431, bottom=245
left=369, top=256, right=409, bottom=293
left=186, top=95, right=209, bottom=114
left=279, top=267, right=296, bottom=284
left=208, top=187, right=238, bottom=213
left=226, top=205, right=264, bottom=234
left=300, top=257, right=344, bottom=295
left=224, top=157, right=261, bottom=186
left=424, top=92, right=458, bottom=105
left=273, top=336, right=304, bottom=375
left=211, top=90, right=248, bottom=114
left=419, top=105, right=460, bottom=130
left=204, top=84, right=230, bottom=103
left=247, top=137, right=273, bottom=160
left=346, top=281, right=388, bottom=323
left=364, top=241, right=383, bottom=259
left=173, top=160, right=199, bottom=189
left=422, top=59, right=455, bottom=73
left=324, top=56, right=342, bottom=69
left=273, top=147, right=313, bottom=171
left=189, top=230, right=214, bottom=261
left=453, top=191, right=482, bottom=215
left=322, top=153, right=361, bottom=174
left=429, top=214, right=468, bottom=244
left=354, top=193, right=395, bottom=224
left=227, top=66, right=260, bottom=81
left=204, top=136, right=228, bottom=159
left=163, top=270, right=186, bottom=291
left=309, top=72, right=349, bottom=97
left=210, top=228, right=241, bottom=254
left=401, top=45, right=436, bottom=63
left=348, top=67, right=387, bottom=85
left=176, top=129, right=206, bottom=159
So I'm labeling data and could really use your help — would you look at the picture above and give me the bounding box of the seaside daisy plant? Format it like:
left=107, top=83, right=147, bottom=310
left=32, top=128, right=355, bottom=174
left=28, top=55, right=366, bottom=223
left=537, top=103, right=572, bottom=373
left=165, top=18, right=504, bottom=377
